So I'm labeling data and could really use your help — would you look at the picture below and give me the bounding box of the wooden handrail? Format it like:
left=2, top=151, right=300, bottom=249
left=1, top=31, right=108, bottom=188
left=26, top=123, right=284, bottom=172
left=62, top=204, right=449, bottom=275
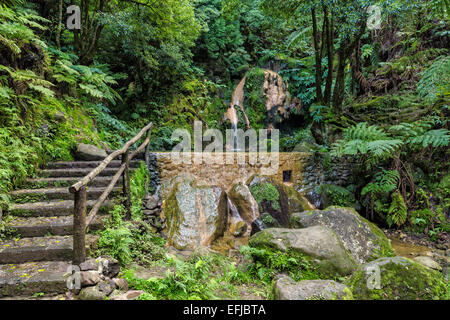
left=71, top=122, right=152, bottom=265
left=69, top=122, right=153, bottom=194
left=85, top=137, right=150, bottom=227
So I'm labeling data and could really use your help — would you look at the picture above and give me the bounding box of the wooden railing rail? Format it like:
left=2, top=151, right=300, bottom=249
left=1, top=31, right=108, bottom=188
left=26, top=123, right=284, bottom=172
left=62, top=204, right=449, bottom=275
left=70, top=122, right=152, bottom=264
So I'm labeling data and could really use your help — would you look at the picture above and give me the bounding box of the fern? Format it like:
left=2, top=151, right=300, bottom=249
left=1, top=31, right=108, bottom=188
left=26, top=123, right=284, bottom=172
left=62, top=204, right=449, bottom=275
left=387, top=191, right=408, bottom=227
left=361, top=170, right=400, bottom=197
left=331, top=122, right=403, bottom=168
left=416, top=55, right=450, bottom=104
left=389, top=120, right=450, bottom=149
left=408, top=129, right=449, bottom=148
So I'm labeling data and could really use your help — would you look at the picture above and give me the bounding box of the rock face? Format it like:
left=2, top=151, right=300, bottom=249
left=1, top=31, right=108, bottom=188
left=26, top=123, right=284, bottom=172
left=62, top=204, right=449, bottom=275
left=75, top=143, right=107, bottom=161
left=162, top=175, right=228, bottom=250
left=247, top=175, right=291, bottom=230
left=249, top=226, right=357, bottom=276
left=273, top=276, right=352, bottom=300
left=291, top=206, right=393, bottom=264
left=228, top=182, right=260, bottom=227
left=346, top=256, right=448, bottom=300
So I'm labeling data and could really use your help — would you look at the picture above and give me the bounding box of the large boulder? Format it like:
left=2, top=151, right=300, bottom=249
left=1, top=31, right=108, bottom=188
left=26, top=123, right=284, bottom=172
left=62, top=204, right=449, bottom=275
left=249, top=226, right=357, bottom=276
left=291, top=206, right=394, bottom=264
left=346, top=256, right=448, bottom=300
left=162, top=174, right=228, bottom=250
left=75, top=143, right=107, bottom=161
left=273, top=276, right=353, bottom=300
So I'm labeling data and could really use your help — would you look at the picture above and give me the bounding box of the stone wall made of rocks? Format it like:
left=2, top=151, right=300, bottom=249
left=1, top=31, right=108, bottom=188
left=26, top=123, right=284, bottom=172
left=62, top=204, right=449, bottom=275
left=149, top=152, right=356, bottom=207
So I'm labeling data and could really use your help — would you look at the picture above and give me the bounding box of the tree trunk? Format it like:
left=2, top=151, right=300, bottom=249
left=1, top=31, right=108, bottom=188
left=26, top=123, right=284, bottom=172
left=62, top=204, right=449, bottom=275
left=332, top=45, right=347, bottom=111
left=311, top=7, right=323, bottom=103
left=56, top=0, right=63, bottom=49
left=323, top=6, right=333, bottom=106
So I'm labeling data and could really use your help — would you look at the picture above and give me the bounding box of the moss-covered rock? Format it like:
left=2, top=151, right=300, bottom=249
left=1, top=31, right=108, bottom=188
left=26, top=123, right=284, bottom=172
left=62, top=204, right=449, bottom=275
left=291, top=206, right=394, bottom=264
left=249, top=226, right=358, bottom=277
left=246, top=174, right=310, bottom=232
left=346, top=256, right=448, bottom=300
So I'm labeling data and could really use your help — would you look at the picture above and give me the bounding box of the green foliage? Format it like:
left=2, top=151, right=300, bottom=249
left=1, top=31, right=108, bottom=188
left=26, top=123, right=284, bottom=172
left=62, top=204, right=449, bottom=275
left=98, top=222, right=134, bottom=266
left=239, top=245, right=320, bottom=283
left=331, top=123, right=403, bottom=169
left=242, top=67, right=266, bottom=130
left=250, top=182, right=280, bottom=211
left=123, top=252, right=268, bottom=300
left=387, top=191, right=408, bottom=227
left=319, top=184, right=358, bottom=208
left=416, top=55, right=450, bottom=104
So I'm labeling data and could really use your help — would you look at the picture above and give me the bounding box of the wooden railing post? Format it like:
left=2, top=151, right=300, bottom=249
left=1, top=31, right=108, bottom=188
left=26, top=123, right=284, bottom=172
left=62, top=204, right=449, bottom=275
left=145, top=130, right=151, bottom=169
left=122, top=149, right=131, bottom=220
left=73, top=185, right=87, bottom=265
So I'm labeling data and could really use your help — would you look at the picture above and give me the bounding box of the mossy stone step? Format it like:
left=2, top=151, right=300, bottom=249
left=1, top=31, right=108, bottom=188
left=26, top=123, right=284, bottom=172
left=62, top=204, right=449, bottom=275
left=0, top=235, right=99, bottom=264
left=6, top=215, right=107, bottom=238
left=9, top=199, right=113, bottom=217
left=11, top=186, right=121, bottom=202
left=0, top=261, right=71, bottom=297
left=46, top=159, right=142, bottom=170
left=39, top=167, right=125, bottom=178
left=24, top=176, right=115, bottom=189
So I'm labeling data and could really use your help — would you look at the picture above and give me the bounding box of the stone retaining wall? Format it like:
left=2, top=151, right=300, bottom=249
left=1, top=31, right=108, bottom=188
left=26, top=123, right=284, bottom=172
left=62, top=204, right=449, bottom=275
left=148, top=152, right=356, bottom=205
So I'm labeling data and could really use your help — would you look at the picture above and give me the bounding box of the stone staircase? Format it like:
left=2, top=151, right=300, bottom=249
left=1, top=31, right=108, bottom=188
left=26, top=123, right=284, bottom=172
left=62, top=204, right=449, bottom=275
left=0, top=159, right=140, bottom=298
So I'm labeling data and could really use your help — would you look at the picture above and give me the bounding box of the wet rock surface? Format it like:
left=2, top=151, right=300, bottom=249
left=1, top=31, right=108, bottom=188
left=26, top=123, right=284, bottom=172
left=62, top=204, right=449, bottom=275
left=162, top=174, right=228, bottom=250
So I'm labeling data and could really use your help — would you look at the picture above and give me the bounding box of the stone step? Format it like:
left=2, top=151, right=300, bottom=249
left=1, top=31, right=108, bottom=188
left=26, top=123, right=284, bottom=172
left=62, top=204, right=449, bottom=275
left=6, top=215, right=107, bottom=238
left=24, top=176, right=115, bottom=189
left=9, top=199, right=114, bottom=217
left=0, top=261, right=71, bottom=297
left=46, top=159, right=143, bottom=170
left=11, top=186, right=121, bottom=202
left=0, top=235, right=99, bottom=264
left=39, top=167, right=124, bottom=178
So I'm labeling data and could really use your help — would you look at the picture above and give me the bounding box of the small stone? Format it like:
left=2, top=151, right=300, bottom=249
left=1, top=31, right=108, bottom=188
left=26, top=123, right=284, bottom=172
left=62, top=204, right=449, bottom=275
left=144, top=194, right=159, bottom=210
left=231, top=221, right=247, bottom=237
left=112, top=278, right=129, bottom=291
left=53, top=111, right=66, bottom=122
left=413, top=256, right=442, bottom=271
left=79, top=258, right=99, bottom=271
left=98, top=256, right=120, bottom=278
left=109, top=290, right=144, bottom=300
left=425, top=251, right=434, bottom=257
left=78, top=285, right=107, bottom=300
left=143, top=208, right=160, bottom=216
left=80, top=271, right=100, bottom=286
left=98, top=279, right=116, bottom=296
